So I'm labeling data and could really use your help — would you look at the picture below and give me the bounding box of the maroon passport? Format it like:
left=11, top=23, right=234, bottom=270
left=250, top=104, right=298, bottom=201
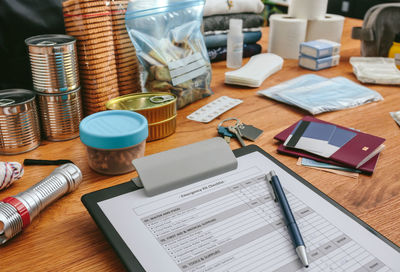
left=274, top=116, right=384, bottom=174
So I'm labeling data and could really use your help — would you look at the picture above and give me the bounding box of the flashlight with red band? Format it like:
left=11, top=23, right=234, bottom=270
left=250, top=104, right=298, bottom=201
left=0, top=163, right=82, bottom=244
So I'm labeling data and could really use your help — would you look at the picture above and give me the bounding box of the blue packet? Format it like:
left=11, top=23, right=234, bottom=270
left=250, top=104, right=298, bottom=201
left=299, top=39, right=341, bottom=58
left=299, top=55, right=340, bottom=71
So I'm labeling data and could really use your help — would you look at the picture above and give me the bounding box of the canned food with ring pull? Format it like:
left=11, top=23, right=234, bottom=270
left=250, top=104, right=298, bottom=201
left=106, top=92, right=177, bottom=141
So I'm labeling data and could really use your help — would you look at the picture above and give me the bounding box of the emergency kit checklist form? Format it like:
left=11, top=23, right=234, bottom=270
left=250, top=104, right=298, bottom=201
left=98, top=152, right=400, bottom=272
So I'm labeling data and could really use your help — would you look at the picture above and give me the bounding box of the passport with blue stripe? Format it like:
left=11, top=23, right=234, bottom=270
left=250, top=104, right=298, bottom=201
left=275, top=116, right=385, bottom=173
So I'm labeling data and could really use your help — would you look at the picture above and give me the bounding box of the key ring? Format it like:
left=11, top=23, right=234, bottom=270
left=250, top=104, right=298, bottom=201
left=218, top=117, right=241, bottom=128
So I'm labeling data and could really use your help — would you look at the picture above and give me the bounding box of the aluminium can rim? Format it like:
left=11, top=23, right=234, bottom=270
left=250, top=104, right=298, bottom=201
left=0, top=89, right=36, bottom=107
left=105, top=92, right=177, bottom=111
left=34, top=87, right=81, bottom=96
left=25, top=34, right=76, bottom=47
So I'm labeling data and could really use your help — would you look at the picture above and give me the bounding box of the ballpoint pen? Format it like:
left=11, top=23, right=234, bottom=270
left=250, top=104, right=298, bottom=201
left=266, top=170, right=309, bottom=268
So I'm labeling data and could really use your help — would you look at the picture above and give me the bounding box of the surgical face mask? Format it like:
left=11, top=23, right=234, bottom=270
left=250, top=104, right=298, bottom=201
left=258, top=74, right=326, bottom=104
left=258, top=74, right=383, bottom=115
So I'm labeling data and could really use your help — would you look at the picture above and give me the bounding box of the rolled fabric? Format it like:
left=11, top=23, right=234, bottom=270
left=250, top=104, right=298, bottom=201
left=203, top=13, right=265, bottom=32
left=208, top=43, right=262, bottom=62
left=0, top=162, right=24, bottom=191
left=205, top=31, right=262, bottom=48
left=268, top=14, right=307, bottom=60
left=203, top=0, right=264, bottom=17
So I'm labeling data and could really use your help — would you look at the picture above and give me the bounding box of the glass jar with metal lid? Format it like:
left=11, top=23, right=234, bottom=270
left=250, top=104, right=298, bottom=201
left=0, top=89, right=41, bottom=155
left=106, top=92, right=177, bottom=141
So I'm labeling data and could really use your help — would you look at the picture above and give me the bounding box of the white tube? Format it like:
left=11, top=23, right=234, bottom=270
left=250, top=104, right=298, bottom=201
left=227, top=19, right=244, bottom=69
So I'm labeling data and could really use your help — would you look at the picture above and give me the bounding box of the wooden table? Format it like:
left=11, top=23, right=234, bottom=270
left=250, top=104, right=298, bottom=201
left=1, top=18, right=400, bottom=271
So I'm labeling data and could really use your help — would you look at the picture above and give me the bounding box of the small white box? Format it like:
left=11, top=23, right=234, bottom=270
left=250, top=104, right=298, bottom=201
left=299, top=54, right=340, bottom=71
left=299, top=39, right=341, bottom=58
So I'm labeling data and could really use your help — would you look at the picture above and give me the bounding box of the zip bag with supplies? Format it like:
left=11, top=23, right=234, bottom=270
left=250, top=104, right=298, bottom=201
left=125, top=0, right=213, bottom=109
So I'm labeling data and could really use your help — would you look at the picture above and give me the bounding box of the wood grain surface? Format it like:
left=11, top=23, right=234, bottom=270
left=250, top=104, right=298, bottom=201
left=1, top=18, right=400, bottom=271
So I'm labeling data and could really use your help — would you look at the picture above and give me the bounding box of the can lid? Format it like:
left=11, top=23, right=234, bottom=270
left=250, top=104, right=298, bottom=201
left=79, top=110, right=148, bottom=149
left=25, top=34, right=75, bottom=46
left=0, top=89, right=35, bottom=106
left=105, top=93, right=176, bottom=111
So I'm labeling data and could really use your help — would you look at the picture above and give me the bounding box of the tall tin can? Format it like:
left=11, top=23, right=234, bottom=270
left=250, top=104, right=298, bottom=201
left=106, top=93, right=177, bottom=141
left=0, top=89, right=41, bottom=155
left=36, top=88, right=83, bottom=141
left=25, top=34, right=80, bottom=93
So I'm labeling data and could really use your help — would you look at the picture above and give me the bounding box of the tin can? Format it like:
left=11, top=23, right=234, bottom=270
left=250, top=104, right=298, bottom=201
left=0, top=89, right=41, bottom=155
left=106, top=93, right=177, bottom=141
left=25, top=34, right=80, bottom=93
left=36, top=88, right=83, bottom=141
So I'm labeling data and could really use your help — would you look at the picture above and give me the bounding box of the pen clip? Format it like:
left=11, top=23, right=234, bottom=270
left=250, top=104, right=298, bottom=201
left=265, top=173, right=278, bottom=202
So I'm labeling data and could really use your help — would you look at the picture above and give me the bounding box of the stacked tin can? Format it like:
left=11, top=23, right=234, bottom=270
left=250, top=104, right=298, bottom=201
left=25, top=34, right=83, bottom=141
left=0, top=89, right=41, bottom=155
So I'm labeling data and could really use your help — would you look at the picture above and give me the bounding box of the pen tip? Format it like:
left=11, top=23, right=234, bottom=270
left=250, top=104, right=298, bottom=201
left=305, top=265, right=309, bottom=268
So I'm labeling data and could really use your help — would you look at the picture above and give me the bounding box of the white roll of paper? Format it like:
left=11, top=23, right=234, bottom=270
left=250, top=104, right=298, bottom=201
left=288, top=0, right=328, bottom=20
left=268, top=14, right=307, bottom=60
left=306, top=14, right=345, bottom=43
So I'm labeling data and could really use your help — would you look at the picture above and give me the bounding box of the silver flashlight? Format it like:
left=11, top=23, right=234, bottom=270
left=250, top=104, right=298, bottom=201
left=0, top=163, right=82, bottom=244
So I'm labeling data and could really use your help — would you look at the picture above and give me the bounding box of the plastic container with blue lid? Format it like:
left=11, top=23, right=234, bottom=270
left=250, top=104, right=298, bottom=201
left=80, top=110, right=148, bottom=175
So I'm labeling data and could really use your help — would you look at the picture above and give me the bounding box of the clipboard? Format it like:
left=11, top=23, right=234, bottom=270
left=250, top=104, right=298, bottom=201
left=82, top=144, right=400, bottom=271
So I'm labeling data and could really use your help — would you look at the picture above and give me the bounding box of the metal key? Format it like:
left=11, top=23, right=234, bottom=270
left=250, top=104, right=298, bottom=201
left=228, top=125, right=246, bottom=147
left=217, top=117, right=241, bottom=144
left=218, top=126, right=234, bottom=143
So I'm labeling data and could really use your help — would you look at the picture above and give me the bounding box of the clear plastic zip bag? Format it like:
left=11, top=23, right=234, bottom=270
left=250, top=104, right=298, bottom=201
left=125, top=0, right=213, bottom=109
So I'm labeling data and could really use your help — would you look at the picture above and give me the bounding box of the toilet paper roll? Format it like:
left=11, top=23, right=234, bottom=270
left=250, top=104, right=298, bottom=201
left=306, top=14, right=345, bottom=43
left=288, top=0, right=328, bottom=20
left=268, top=14, right=307, bottom=60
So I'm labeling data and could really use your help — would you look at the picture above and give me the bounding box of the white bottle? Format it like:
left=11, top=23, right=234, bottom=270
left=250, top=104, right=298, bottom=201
left=227, top=19, right=243, bottom=69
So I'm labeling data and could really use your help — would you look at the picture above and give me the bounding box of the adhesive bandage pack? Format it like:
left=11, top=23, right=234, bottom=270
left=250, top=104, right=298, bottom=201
left=299, top=39, right=341, bottom=58
left=299, top=55, right=340, bottom=71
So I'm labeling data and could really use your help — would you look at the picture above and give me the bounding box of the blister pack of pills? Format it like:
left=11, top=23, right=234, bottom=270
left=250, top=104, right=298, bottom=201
left=187, top=96, right=242, bottom=123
